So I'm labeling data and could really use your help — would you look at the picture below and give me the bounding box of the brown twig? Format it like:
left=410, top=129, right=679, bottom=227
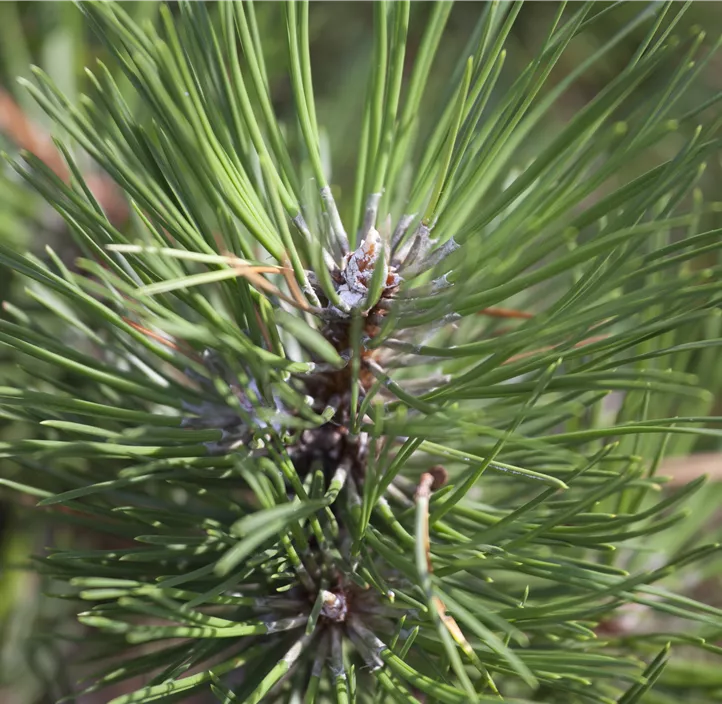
left=478, top=306, right=534, bottom=319
left=123, top=317, right=201, bottom=361
left=503, top=334, right=609, bottom=365
left=281, top=254, right=314, bottom=311
left=415, top=472, right=493, bottom=686
left=220, top=251, right=317, bottom=313
left=657, top=453, right=722, bottom=485
left=0, top=88, right=68, bottom=179
left=0, top=88, right=129, bottom=226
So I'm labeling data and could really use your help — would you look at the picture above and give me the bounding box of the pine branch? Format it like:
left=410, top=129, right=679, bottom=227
left=1, top=1, right=722, bottom=702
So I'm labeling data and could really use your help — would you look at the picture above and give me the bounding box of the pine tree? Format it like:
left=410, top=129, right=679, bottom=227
left=2, top=1, right=722, bottom=702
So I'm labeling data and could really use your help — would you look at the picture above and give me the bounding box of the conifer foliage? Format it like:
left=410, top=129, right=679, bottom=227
left=2, top=1, right=722, bottom=702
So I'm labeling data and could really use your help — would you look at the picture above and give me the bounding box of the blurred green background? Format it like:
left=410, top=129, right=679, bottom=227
left=1, top=3, right=722, bottom=702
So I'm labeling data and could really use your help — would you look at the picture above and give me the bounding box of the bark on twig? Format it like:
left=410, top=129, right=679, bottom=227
left=658, top=453, right=722, bottom=485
